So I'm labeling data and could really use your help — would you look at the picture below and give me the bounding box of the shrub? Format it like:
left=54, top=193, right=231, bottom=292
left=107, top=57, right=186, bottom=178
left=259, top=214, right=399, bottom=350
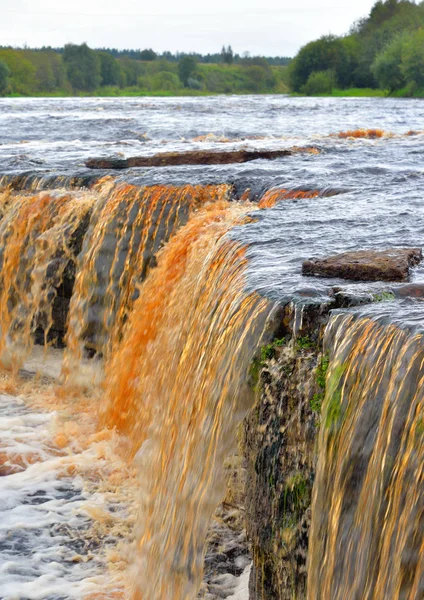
left=302, top=70, right=336, bottom=95
left=151, top=71, right=181, bottom=92
left=178, top=56, right=197, bottom=86
left=290, top=35, right=352, bottom=91
left=187, top=77, right=202, bottom=90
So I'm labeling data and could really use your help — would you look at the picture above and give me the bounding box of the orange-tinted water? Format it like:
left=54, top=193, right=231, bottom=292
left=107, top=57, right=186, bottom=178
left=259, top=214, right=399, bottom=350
left=63, top=184, right=231, bottom=377
left=101, top=199, right=274, bottom=598
left=0, top=184, right=276, bottom=599
left=0, top=188, right=95, bottom=372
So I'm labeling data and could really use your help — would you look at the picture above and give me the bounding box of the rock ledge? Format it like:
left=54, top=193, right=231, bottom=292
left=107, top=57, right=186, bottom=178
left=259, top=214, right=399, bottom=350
left=302, top=248, right=422, bottom=282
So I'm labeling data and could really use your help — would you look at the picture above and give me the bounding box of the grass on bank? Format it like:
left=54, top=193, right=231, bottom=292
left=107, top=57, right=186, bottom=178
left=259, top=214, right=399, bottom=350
left=292, top=87, right=424, bottom=98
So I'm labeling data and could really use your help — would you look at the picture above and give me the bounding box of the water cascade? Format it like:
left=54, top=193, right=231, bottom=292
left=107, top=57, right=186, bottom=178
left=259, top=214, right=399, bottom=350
left=0, top=188, right=95, bottom=371
left=100, top=199, right=276, bottom=598
left=64, top=183, right=231, bottom=367
left=0, top=164, right=422, bottom=600
left=308, top=313, right=423, bottom=600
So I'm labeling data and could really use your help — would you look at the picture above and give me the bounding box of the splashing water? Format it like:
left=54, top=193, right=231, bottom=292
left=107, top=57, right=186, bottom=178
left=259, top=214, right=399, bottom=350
left=258, top=188, right=321, bottom=209
left=336, top=129, right=385, bottom=139
left=0, top=185, right=276, bottom=600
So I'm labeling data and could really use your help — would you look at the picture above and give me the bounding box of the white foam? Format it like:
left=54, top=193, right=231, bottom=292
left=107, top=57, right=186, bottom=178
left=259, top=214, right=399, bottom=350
left=226, top=564, right=251, bottom=600
left=0, top=392, right=126, bottom=600
left=22, top=346, right=63, bottom=380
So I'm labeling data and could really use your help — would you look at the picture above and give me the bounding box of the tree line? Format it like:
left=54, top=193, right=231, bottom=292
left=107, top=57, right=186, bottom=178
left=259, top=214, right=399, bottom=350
left=0, top=44, right=290, bottom=96
left=289, top=0, right=424, bottom=95
left=2, top=2, right=421, bottom=98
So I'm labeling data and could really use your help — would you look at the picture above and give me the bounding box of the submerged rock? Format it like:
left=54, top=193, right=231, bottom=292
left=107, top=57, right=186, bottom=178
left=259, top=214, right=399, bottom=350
left=393, top=282, right=424, bottom=298
left=86, top=148, right=293, bottom=169
left=302, top=248, right=422, bottom=282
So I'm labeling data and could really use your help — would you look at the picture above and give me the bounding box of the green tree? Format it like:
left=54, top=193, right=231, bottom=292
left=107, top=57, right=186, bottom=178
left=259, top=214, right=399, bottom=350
left=351, top=0, right=424, bottom=87
left=302, top=70, right=336, bottom=95
left=139, top=49, right=157, bottom=61
left=63, top=43, right=101, bottom=91
left=119, top=57, right=145, bottom=86
left=0, top=49, right=37, bottom=94
left=372, top=32, right=407, bottom=90
left=289, top=35, right=353, bottom=91
left=178, top=55, right=197, bottom=86
left=401, top=28, right=424, bottom=88
left=0, top=60, right=9, bottom=95
left=98, top=52, right=122, bottom=86
left=24, top=51, right=67, bottom=92
left=221, top=45, right=234, bottom=64
left=151, top=71, right=180, bottom=91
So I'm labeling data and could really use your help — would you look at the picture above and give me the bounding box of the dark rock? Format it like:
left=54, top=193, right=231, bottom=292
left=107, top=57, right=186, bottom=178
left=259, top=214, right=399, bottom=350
left=243, top=305, right=326, bottom=600
left=86, top=149, right=293, bottom=170
left=332, top=289, right=375, bottom=308
left=0, top=172, right=102, bottom=192
left=302, top=248, right=422, bottom=282
left=392, top=282, right=424, bottom=298
left=34, top=211, right=91, bottom=346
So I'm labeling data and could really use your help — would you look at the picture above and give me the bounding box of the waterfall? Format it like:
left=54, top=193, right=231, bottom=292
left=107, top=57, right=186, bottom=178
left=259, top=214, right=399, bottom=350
left=100, top=200, right=276, bottom=598
left=64, top=183, right=231, bottom=370
left=0, top=174, right=421, bottom=600
left=0, top=188, right=95, bottom=371
left=308, top=313, right=424, bottom=600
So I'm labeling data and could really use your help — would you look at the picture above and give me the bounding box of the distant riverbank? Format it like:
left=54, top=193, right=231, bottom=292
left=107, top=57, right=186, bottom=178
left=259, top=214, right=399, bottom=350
left=5, top=87, right=424, bottom=99
left=293, top=88, right=424, bottom=98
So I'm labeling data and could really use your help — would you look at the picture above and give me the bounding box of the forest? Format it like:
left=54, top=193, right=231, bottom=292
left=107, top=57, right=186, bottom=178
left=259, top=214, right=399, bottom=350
left=0, top=45, right=290, bottom=96
left=0, top=1, right=423, bottom=97
left=289, top=0, right=424, bottom=96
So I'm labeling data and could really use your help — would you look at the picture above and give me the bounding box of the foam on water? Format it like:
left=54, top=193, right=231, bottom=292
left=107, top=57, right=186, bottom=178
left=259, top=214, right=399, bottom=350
left=0, top=372, right=137, bottom=600
left=226, top=565, right=251, bottom=600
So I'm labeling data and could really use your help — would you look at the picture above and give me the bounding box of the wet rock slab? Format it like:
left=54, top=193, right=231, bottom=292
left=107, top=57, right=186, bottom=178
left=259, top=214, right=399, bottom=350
left=302, top=248, right=422, bottom=282
left=86, top=148, right=293, bottom=170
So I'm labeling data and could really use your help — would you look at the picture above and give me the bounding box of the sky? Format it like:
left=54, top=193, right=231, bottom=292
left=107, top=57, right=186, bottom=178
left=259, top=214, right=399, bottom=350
left=1, top=0, right=379, bottom=56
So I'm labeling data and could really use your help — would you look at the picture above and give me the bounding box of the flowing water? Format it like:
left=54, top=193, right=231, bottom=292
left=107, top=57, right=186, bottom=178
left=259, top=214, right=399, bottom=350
left=309, top=310, right=423, bottom=600
left=0, top=95, right=423, bottom=599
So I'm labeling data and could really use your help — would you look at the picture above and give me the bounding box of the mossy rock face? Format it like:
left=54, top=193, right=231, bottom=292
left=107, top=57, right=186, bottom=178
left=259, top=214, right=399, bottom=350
left=243, top=332, right=322, bottom=600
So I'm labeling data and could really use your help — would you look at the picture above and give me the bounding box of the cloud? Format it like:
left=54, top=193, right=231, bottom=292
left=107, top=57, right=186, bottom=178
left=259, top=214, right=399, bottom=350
left=0, top=0, right=376, bottom=55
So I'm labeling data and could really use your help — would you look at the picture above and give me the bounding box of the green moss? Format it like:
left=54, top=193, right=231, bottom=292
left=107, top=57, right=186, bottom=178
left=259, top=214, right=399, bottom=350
left=325, top=389, right=342, bottom=428
left=316, top=353, right=330, bottom=388
left=415, top=417, right=424, bottom=445
left=282, top=473, right=310, bottom=520
left=310, top=393, right=323, bottom=413
left=249, top=337, right=289, bottom=391
left=372, top=291, right=395, bottom=302
left=310, top=352, right=330, bottom=413
left=260, top=337, right=288, bottom=361
left=249, top=357, right=261, bottom=391
left=295, top=336, right=314, bottom=352
left=282, top=364, right=294, bottom=377
left=324, top=363, right=347, bottom=429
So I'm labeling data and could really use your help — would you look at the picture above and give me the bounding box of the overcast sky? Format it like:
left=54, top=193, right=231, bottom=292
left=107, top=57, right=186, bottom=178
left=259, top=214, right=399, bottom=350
left=1, top=0, right=378, bottom=56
